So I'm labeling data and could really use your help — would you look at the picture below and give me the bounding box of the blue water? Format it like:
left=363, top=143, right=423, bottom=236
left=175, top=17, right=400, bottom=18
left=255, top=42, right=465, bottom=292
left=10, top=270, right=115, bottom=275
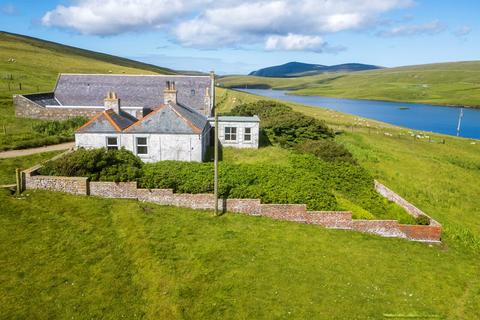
left=238, top=89, right=480, bottom=140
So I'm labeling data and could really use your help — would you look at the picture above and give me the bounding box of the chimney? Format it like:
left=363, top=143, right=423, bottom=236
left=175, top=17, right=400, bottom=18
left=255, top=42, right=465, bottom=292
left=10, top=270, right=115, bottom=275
left=104, top=91, right=120, bottom=114
left=164, top=81, right=177, bottom=105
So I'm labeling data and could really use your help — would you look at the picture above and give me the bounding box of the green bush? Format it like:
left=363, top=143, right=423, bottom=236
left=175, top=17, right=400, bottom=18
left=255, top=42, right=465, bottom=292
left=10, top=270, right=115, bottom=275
left=39, top=148, right=143, bottom=182
left=294, top=140, right=356, bottom=164
left=228, top=100, right=334, bottom=147
left=415, top=215, right=431, bottom=225
left=33, top=116, right=88, bottom=136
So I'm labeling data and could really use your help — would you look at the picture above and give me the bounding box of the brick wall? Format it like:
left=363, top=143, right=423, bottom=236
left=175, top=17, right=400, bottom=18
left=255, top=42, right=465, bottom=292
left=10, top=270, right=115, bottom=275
left=21, top=166, right=442, bottom=243
left=14, top=94, right=101, bottom=120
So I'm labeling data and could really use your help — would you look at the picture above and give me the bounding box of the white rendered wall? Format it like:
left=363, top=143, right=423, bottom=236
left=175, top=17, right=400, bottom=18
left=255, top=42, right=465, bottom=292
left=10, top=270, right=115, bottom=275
left=216, top=121, right=259, bottom=148
left=75, top=133, right=205, bottom=162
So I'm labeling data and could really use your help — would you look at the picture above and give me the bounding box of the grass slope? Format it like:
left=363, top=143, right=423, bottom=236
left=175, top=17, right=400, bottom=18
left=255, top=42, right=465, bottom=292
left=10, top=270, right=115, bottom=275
left=0, top=32, right=173, bottom=150
left=1, top=190, right=479, bottom=319
left=216, top=88, right=480, bottom=249
left=0, top=151, right=62, bottom=185
left=219, top=61, right=480, bottom=107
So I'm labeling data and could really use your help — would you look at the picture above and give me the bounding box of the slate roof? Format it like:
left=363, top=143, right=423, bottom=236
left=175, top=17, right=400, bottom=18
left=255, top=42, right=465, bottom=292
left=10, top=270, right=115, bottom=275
left=53, top=74, right=212, bottom=114
left=125, top=102, right=208, bottom=134
left=77, top=109, right=136, bottom=133
left=207, top=115, right=260, bottom=123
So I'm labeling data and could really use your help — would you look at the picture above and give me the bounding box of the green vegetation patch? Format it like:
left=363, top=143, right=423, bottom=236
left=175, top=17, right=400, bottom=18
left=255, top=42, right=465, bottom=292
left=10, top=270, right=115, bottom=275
left=0, top=151, right=62, bottom=185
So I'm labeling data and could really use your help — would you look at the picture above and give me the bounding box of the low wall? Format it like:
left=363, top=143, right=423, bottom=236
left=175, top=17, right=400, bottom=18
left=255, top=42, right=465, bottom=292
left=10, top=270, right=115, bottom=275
left=21, top=168, right=442, bottom=243
left=14, top=94, right=100, bottom=120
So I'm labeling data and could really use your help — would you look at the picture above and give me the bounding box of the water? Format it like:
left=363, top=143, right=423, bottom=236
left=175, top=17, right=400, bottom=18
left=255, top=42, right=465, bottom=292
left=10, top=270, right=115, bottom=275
left=238, top=89, right=480, bottom=140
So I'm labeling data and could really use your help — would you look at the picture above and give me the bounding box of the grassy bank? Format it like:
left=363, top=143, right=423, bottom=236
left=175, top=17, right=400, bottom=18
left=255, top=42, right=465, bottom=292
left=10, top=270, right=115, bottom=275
left=216, top=88, right=480, bottom=250
left=0, top=151, right=62, bottom=185
left=219, top=61, right=480, bottom=107
left=1, top=190, right=479, bottom=319
left=0, top=32, right=171, bottom=150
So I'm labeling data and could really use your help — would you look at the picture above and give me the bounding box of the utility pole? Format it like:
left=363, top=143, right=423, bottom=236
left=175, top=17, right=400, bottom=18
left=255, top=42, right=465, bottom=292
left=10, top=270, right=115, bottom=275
left=456, top=107, right=464, bottom=137
left=212, top=71, right=219, bottom=216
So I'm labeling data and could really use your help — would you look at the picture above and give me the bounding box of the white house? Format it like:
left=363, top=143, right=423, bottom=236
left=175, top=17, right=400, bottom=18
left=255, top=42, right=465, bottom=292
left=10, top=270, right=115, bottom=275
left=73, top=74, right=259, bottom=162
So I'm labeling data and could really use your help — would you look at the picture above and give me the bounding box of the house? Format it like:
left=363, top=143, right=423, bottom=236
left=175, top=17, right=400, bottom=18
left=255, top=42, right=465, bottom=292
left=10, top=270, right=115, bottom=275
left=14, top=73, right=259, bottom=162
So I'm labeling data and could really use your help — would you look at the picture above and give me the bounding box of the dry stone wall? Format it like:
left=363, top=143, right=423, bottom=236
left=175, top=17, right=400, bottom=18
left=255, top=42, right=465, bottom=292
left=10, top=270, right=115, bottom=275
left=21, top=167, right=442, bottom=243
left=14, top=94, right=101, bottom=120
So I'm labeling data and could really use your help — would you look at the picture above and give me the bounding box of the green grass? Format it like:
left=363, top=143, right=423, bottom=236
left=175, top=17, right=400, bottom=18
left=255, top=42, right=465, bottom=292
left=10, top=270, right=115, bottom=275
left=1, top=190, right=479, bottom=319
left=218, top=61, right=480, bottom=107
left=0, top=151, right=62, bottom=185
left=217, top=88, right=480, bottom=250
left=0, top=32, right=173, bottom=150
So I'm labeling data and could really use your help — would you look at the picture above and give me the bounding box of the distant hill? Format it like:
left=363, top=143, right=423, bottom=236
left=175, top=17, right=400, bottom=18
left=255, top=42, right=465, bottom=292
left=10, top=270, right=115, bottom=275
left=220, top=61, right=480, bottom=107
left=249, top=61, right=382, bottom=77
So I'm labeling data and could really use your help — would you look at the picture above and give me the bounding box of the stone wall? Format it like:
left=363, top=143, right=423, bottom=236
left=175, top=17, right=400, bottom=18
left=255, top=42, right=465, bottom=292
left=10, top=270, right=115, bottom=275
left=21, top=168, right=442, bottom=243
left=14, top=94, right=101, bottom=120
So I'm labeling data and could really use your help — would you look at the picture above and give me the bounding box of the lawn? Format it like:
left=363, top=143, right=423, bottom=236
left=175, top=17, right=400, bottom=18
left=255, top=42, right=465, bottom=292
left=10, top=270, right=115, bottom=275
left=1, top=190, right=479, bottom=319
left=218, top=60, right=480, bottom=107
left=0, top=151, right=61, bottom=184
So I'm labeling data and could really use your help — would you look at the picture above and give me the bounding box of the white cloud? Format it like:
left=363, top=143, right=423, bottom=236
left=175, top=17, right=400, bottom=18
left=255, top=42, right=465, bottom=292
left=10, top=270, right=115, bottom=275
left=265, top=33, right=345, bottom=53
left=378, top=20, right=446, bottom=37
left=42, top=0, right=414, bottom=50
left=454, top=25, right=472, bottom=37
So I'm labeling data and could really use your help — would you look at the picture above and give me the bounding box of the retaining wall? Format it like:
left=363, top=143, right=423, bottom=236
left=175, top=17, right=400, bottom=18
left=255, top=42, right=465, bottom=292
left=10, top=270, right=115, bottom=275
left=21, top=168, right=442, bottom=242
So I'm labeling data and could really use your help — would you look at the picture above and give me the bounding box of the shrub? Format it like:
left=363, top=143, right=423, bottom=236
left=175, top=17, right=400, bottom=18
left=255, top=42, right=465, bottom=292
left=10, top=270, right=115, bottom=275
left=294, top=140, right=356, bottom=164
left=228, top=100, right=334, bottom=146
left=39, top=148, right=143, bottom=182
left=415, top=215, right=431, bottom=225
left=33, top=116, right=88, bottom=136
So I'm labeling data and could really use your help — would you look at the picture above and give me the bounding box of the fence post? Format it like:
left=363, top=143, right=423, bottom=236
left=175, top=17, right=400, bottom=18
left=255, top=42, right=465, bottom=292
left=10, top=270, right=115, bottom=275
left=15, top=168, right=21, bottom=195
left=19, top=83, right=22, bottom=90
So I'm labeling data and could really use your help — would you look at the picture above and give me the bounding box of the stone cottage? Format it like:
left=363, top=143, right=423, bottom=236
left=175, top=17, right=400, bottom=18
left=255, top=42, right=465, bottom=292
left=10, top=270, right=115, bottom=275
left=15, top=73, right=259, bottom=162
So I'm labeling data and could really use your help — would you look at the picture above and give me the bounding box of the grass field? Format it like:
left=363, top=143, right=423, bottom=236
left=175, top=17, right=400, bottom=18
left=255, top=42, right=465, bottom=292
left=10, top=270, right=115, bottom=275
left=0, top=151, right=62, bottom=185
left=0, top=32, right=172, bottom=150
left=216, top=88, right=480, bottom=250
left=1, top=189, right=479, bottom=319
left=218, top=61, right=480, bottom=107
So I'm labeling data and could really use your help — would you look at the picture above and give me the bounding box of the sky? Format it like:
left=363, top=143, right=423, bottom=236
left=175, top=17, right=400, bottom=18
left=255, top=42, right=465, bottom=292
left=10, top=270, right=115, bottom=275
left=0, top=0, right=478, bottom=74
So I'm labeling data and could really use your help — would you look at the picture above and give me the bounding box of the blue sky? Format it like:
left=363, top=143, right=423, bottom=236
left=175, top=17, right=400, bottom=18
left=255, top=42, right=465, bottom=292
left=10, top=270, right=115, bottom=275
left=0, top=0, right=478, bottom=74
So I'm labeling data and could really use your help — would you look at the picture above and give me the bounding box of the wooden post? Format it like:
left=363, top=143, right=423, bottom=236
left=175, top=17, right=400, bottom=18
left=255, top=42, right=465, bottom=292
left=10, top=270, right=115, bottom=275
left=8, top=82, right=10, bottom=91
left=15, top=168, right=21, bottom=195
left=19, top=83, right=22, bottom=90
left=212, top=71, right=219, bottom=216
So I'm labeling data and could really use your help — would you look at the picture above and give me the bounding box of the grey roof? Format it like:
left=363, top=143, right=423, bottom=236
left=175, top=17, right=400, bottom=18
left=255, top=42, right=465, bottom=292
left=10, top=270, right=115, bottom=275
left=125, top=103, right=208, bottom=134
left=23, top=92, right=59, bottom=107
left=208, top=115, right=260, bottom=122
left=77, top=109, right=136, bottom=133
left=54, top=74, right=212, bottom=114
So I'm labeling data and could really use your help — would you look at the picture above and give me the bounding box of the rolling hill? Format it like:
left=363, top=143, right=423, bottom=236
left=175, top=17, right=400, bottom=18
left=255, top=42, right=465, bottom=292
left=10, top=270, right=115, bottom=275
left=248, top=61, right=382, bottom=77
left=222, top=61, right=480, bottom=107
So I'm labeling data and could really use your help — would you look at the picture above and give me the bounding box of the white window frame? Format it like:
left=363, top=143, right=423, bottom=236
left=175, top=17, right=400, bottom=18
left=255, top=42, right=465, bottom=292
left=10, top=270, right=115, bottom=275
left=224, top=126, right=237, bottom=141
left=106, top=136, right=118, bottom=150
left=244, top=127, right=252, bottom=142
left=136, top=136, right=148, bottom=155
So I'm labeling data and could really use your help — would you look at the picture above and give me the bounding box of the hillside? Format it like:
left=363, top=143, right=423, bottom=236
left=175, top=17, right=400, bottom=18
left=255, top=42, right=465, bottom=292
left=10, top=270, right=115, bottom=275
left=221, top=61, right=480, bottom=107
left=0, top=32, right=177, bottom=151
left=249, top=61, right=381, bottom=77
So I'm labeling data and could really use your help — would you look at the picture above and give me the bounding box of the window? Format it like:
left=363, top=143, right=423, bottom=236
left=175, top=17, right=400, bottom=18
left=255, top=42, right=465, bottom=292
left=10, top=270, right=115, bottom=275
left=136, top=137, right=148, bottom=155
left=106, top=137, right=118, bottom=150
left=191, top=89, right=196, bottom=96
left=224, top=127, right=237, bottom=141
left=244, top=128, right=252, bottom=141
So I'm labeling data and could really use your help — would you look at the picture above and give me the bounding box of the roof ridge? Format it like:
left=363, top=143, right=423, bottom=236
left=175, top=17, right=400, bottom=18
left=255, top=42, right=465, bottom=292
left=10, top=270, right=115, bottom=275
left=104, top=109, right=122, bottom=132
left=123, top=105, right=166, bottom=132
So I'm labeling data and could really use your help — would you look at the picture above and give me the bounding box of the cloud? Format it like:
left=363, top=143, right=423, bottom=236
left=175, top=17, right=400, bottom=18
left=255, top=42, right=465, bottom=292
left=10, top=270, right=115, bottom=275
left=378, top=20, right=446, bottom=37
left=265, top=33, right=345, bottom=53
left=454, top=25, right=472, bottom=37
left=1, top=3, right=18, bottom=15
left=42, top=0, right=414, bottom=51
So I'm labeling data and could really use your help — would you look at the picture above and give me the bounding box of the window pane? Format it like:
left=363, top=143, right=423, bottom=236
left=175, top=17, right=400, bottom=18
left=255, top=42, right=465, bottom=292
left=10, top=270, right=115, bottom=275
left=244, top=134, right=251, bottom=141
left=137, top=137, right=147, bottom=145
left=245, top=128, right=251, bottom=134
left=107, top=137, right=117, bottom=145
left=137, top=146, right=148, bottom=154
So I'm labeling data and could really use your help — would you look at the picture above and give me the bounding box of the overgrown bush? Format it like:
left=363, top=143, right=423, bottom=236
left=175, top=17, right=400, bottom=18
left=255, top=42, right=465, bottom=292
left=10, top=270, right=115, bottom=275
left=39, top=148, right=143, bottom=182
left=33, top=116, right=88, bottom=136
left=415, top=215, right=430, bottom=225
left=294, top=140, right=356, bottom=164
left=228, top=100, right=334, bottom=147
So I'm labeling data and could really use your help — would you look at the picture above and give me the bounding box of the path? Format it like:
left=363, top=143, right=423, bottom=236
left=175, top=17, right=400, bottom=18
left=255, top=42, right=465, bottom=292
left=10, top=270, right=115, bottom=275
left=0, top=142, right=74, bottom=159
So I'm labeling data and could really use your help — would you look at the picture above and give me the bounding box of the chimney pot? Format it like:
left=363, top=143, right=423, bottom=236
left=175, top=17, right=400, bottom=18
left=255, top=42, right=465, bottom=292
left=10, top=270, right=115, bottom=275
left=164, top=81, right=177, bottom=104
left=104, top=91, right=120, bottom=113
